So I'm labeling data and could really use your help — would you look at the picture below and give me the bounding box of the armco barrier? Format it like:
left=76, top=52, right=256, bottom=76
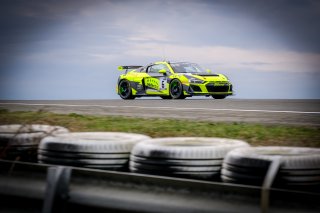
left=0, top=160, right=319, bottom=213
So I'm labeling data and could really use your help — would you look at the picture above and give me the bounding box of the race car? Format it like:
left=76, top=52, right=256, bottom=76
left=116, top=61, right=233, bottom=99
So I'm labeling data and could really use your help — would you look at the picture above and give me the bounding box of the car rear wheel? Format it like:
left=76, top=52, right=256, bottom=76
left=169, top=79, right=185, bottom=99
left=119, top=80, right=135, bottom=99
left=212, top=95, right=226, bottom=99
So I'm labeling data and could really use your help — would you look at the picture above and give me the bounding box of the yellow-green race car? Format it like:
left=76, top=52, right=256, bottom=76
left=116, top=61, right=233, bottom=99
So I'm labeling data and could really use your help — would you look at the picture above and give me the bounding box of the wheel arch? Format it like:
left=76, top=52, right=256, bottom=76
left=169, top=78, right=186, bottom=99
left=118, top=79, right=136, bottom=99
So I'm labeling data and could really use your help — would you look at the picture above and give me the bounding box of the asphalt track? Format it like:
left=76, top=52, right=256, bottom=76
left=0, top=99, right=320, bottom=126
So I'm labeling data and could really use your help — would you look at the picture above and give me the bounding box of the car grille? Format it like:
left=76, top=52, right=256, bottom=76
left=206, top=84, right=230, bottom=92
left=190, top=85, right=202, bottom=92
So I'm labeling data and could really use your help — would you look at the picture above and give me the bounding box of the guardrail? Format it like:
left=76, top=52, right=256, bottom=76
left=0, top=160, right=319, bottom=213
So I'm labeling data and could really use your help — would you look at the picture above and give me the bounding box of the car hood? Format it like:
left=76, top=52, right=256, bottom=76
left=184, top=73, right=229, bottom=82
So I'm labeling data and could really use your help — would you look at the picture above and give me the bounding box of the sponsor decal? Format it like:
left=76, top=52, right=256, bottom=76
left=145, top=78, right=159, bottom=90
left=145, top=77, right=167, bottom=91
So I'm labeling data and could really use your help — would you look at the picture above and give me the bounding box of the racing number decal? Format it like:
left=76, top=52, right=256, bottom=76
left=159, top=77, right=166, bottom=90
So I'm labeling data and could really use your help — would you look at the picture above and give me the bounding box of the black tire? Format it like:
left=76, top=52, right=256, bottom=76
left=223, top=146, right=320, bottom=170
left=160, top=96, right=172, bottom=99
left=38, top=155, right=129, bottom=165
left=118, top=80, right=135, bottom=99
left=130, top=167, right=220, bottom=180
left=0, top=124, right=69, bottom=162
left=221, top=146, right=320, bottom=189
left=0, top=124, right=69, bottom=146
left=278, top=175, right=320, bottom=183
left=222, top=163, right=268, bottom=176
left=39, top=132, right=150, bottom=153
left=38, top=160, right=126, bottom=170
left=131, top=137, right=249, bottom=159
left=221, top=175, right=253, bottom=184
left=38, top=149, right=130, bottom=159
left=0, top=124, right=69, bottom=135
left=130, top=161, right=221, bottom=172
left=131, top=155, right=223, bottom=166
left=212, top=95, right=227, bottom=99
left=39, top=132, right=150, bottom=170
left=221, top=169, right=265, bottom=182
left=130, top=137, right=249, bottom=180
left=169, top=79, right=185, bottom=99
left=279, top=169, right=320, bottom=176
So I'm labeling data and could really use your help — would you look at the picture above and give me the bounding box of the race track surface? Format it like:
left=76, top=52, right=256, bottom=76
left=1, top=99, right=320, bottom=126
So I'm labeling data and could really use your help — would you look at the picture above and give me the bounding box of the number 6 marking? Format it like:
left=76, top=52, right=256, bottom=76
left=160, top=78, right=166, bottom=90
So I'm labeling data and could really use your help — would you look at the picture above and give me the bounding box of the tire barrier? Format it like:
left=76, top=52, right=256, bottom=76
left=0, top=124, right=69, bottom=162
left=221, top=146, right=320, bottom=191
left=130, top=137, right=250, bottom=180
left=38, top=132, right=151, bottom=170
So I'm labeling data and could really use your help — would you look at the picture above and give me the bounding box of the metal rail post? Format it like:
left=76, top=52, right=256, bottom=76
left=261, top=157, right=282, bottom=213
left=42, top=166, right=72, bottom=213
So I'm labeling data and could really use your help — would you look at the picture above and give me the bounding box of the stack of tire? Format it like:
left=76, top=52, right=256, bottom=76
left=130, top=137, right=250, bottom=180
left=38, top=132, right=151, bottom=170
left=0, top=124, right=69, bottom=162
left=221, top=146, right=320, bottom=191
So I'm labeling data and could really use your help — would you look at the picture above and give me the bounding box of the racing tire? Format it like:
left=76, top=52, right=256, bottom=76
left=130, top=137, right=249, bottom=180
left=223, top=146, right=320, bottom=170
left=131, top=137, right=249, bottom=159
left=130, top=161, right=222, bottom=172
left=131, top=155, right=223, bottom=166
left=222, top=163, right=268, bottom=176
left=169, top=79, right=185, bottom=99
left=0, top=124, right=69, bottom=162
left=221, top=169, right=265, bottom=182
left=212, top=95, right=227, bottom=99
left=38, top=155, right=129, bottom=165
left=119, top=80, right=135, bottom=100
left=38, top=160, right=126, bottom=170
left=38, top=132, right=150, bottom=170
left=38, top=149, right=130, bottom=159
left=221, top=146, right=320, bottom=191
left=130, top=167, right=220, bottom=180
left=39, top=132, right=150, bottom=153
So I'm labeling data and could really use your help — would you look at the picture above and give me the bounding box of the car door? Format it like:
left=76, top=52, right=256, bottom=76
left=144, top=64, right=169, bottom=95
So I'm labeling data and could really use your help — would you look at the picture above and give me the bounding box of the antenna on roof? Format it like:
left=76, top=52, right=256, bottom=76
left=162, top=46, right=167, bottom=62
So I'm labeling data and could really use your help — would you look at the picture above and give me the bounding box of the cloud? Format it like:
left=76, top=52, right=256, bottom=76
left=1, top=0, right=320, bottom=99
left=123, top=43, right=320, bottom=73
left=224, top=0, right=320, bottom=52
left=3, top=0, right=320, bottom=73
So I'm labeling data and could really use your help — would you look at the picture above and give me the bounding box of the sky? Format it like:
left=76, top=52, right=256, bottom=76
left=0, top=0, right=320, bottom=100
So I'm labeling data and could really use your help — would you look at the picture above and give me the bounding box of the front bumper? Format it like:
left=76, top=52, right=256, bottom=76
left=185, top=82, right=233, bottom=95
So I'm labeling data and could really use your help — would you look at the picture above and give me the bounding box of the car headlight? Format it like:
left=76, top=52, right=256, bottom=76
left=189, top=78, right=204, bottom=84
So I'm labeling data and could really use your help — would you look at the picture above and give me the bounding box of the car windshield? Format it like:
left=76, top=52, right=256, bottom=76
left=170, top=62, right=206, bottom=73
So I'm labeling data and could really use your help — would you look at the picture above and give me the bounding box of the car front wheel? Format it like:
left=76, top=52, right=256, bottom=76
left=119, top=80, right=135, bottom=100
left=169, top=79, right=185, bottom=99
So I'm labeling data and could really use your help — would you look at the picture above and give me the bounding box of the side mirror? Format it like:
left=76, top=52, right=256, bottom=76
left=158, top=69, right=167, bottom=75
left=206, top=69, right=212, bottom=73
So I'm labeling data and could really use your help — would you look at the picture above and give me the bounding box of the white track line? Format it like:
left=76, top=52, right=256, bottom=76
left=0, top=102, right=319, bottom=114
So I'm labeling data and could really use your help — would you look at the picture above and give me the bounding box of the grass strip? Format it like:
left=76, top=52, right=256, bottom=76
left=0, top=109, right=319, bottom=147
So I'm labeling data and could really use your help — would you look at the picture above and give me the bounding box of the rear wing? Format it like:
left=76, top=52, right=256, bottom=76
left=118, top=65, right=143, bottom=73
